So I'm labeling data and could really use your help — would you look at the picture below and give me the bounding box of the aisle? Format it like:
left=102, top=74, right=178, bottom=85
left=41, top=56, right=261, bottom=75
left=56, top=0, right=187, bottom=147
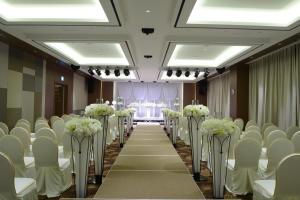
left=95, top=124, right=205, bottom=199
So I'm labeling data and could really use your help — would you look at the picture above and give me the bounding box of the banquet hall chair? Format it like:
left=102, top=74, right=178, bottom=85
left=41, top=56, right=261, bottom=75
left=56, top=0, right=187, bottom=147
left=291, top=132, right=300, bottom=153
left=253, top=154, right=300, bottom=200
left=245, top=125, right=261, bottom=133
left=61, top=114, right=72, bottom=122
left=242, top=131, right=263, bottom=145
left=36, top=128, right=57, bottom=142
left=34, top=123, right=50, bottom=133
left=261, top=123, right=274, bottom=136
left=245, top=120, right=257, bottom=129
left=234, top=118, right=244, bottom=132
left=15, top=122, right=31, bottom=134
left=0, top=152, right=37, bottom=200
left=226, top=138, right=262, bottom=195
left=0, top=122, right=9, bottom=135
left=265, top=130, right=287, bottom=148
left=17, top=119, right=31, bottom=127
left=0, top=135, right=35, bottom=178
left=32, top=137, right=72, bottom=197
left=50, top=116, right=60, bottom=127
left=286, top=126, right=300, bottom=139
left=258, top=138, right=294, bottom=179
left=0, top=129, right=5, bottom=138
left=52, top=118, right=65, bottom=145
left=10, top=127, right=31, bottom=156
left=263, top=126, right=279, bottom=144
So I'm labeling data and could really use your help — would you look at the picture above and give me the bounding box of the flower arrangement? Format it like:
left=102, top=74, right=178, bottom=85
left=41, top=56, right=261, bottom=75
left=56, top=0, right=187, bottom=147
left=126, top=108, right=136, bottom=114
left=162, top=108, right=172, bottom=115
left=183, top=105, right=209, bottom=117
left=202, top=118, right=238, bottom=135
left=167, top=110, right=182, bottom=119
left=115, top=110, right=130, bottom=117
left=85, top=104, right=114, bottom=117
left=65, top=117, right=101, bottom=137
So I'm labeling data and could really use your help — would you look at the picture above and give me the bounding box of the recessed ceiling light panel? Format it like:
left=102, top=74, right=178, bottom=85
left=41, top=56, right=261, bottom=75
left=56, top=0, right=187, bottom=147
left=0, top=0, right=109, bottom=22
left=187, top=0, right=300, bottom=27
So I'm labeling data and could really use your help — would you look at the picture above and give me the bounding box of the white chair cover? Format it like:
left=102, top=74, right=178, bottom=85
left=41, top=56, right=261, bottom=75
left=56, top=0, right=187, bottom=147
left=34, top=123, right=49, bottom=133
left=0, top=153, right=37, bottom=200
left=258, top=138, right=294, bottom=179
left=228, top=127, right=241, bottom=159
left=17, top=119, right=30, bottom=127
left=61, top=114, right=72, bottom=122
left=265, top=130, right=286, bottom=148
left=246, top=125, right=261, bottom=133
left=32, top=137, right=72, bottom=197
left=263, top=126, right=279, bottom=144
left=0, top=122, right=9, bottom=135
left=245, top=120, right=257, bottom=129
left=226, top=138, right=262, bottom=195
left=52, top=118, right=65, bottom=145
left=36, top=128, right=57, bottom=142
left=261, top=123, right=274, bottom=136
left=286, top=126, right=300, bottom=139
left=0, top=129, right=5, bottom=138
left=15, top=122, right=31, bottom=133
left=0, top=135, right=35, bottom=178
left=253, top=154, right=300, bottom=200
left=234, top=118, right=244, bottom=132
left=10, top=127, right=31, bottom=156
left=50, top=116, right=60, bottom=127
left=243, top=131, right=263, bottom=145
left=291, top=132, right=300, bottom=153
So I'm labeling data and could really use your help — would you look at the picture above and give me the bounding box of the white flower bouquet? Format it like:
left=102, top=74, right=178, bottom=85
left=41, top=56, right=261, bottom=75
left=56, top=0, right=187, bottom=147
left=115, top=110, right=130, bottom=117
left=65, top=117, right=101, bottom=137
left=183, top=104, right=209, bottom=117
left=202, top=118, right=238, bottom=136
left=162, top=108, right=172, bottom=115
left=85, top=104, right=114, bottom=117
left=167, top=110, right=182, bottom=119
left=126, top=108, right=136, bottom=114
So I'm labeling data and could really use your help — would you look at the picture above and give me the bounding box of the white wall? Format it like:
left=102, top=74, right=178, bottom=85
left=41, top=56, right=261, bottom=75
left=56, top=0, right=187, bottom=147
left=73, top=73, right=88, bottom=112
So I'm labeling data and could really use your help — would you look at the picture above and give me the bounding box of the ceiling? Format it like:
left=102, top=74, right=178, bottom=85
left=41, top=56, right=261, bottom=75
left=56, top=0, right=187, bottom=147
left=0, top=0, right=300, bottom=82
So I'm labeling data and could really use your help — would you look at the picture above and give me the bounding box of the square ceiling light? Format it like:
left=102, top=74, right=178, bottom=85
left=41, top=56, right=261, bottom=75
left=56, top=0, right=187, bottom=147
left=161, top=71, right=204, bottom=81
left=167, top=44, right=251, bottom=67
left=44, top=42, right=130, bottom=66
left=0, top=0, right=108, bottom=22
left=99, top=70, right=137, bottom=80
left=187, top=0, right=300, bottom=27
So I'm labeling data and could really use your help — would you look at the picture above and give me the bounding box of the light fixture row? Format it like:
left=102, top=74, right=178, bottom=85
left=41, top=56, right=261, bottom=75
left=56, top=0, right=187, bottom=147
left=165, top=68, right=209, bottom=78
left=87, top=66, right=131, bottom=77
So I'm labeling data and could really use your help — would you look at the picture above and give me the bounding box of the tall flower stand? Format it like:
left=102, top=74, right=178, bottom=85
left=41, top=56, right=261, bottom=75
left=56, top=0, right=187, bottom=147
left=208, top=134, right=231, bottom=199
left=118, top=116, right=126, bottom=148
left=94, top=116, right=109, bottom=184
left=171, top=117, right=178, bottom=147
left=130, top=113, right=134, bottom=130
left=166, top=117, right=171, bottom=136
left=71, top=135, right=92, bottom=198
left=187, top=116, right=205, bottom=181
left=163, top=113, right=167, bottom=130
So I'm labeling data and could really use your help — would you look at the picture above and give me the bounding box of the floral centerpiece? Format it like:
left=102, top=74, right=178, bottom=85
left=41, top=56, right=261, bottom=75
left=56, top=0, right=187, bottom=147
left=167, top=110, right=182, bottom=119
left=115, top=109, right=130, bottom=117
left=183, top=104, right=209, bottom=117
left=65, top=117, right=101, bottom=198
left=84, top=104, right=114, bottom=184
left=84, top=104, right=114, bottom=118
left=202, top=118, right=238, bottom=198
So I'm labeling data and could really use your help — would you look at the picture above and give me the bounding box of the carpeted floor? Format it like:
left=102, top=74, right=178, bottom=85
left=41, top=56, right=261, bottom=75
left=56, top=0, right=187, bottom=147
left=39, top=128, right=253, bottom=199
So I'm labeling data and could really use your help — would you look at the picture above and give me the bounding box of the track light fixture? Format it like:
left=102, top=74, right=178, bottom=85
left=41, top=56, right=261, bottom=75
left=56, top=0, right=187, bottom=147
left=88, top=67, right=94, bottom=76
left=70, top=64, right=80, bottom=71
left=167, top=69, right=173, bottom=77
left=204, top=68, right=210, bottom=78
left=185, top=70, right=190, bottom=77
left=175, top=69, right=182, bottom=77
left=105, top=69, right=110, bottom=76
left=114, top=68, right=120, bottom=77
left=124, top=68, right=130, bottom=76
left=95, top=68, right=101, bottom=76
left=194, top=70, right=200, bottom=78
left=216, top=67, right=225, bottom=74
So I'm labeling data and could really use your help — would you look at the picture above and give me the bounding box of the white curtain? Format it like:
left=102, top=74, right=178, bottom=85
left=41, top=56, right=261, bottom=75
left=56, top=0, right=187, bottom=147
left=207, top=72, right=231, bottom=118
left=249, top=43, right=300, bottom=129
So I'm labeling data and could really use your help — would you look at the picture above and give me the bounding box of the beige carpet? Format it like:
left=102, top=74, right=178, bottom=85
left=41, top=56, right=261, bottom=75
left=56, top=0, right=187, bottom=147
left=94, top=124, right=205, bottom=199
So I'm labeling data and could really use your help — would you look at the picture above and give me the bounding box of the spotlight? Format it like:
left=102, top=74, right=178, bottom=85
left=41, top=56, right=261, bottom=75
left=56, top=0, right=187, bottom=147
left=105, top=69, right=110, bottom=76
left=204, top=68, right=210, bottom=78
left=70, top=64, right=80, bottom=71
left=124, top=68, right=130, bottom=76
left=114, top=69, right=120, bottom=77
left=95, top=68, right=101, bottom=76
left=185, top=70, right=190, bottom=77
left=88, top=67, right=94, bottom=76
left=194, top=70, right=199, bottom=78
left=216, top=67, right=225, bottom=74
left=175, top=69, right=182, bottom=77
left=167, top=69, right=173, bottom=77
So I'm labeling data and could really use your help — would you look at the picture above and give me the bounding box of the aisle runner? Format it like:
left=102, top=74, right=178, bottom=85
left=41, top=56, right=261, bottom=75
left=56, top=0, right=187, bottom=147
left=95, top=124, right=205, bottom=199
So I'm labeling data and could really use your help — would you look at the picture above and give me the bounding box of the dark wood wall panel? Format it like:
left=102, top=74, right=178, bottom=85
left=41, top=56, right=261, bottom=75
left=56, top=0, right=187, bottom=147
left=45, top=62, right=74, bottom=119
left=88, top=78, right=101, bottom=104
left=183, top=83, right=195, bottom=107
left=101, top=81, right=114, bottom=103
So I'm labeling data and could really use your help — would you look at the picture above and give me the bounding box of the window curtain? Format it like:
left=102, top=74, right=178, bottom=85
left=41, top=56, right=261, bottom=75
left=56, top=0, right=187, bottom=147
left=249, top=43, right=300, bottom=129
left=207, top=72, right=231, bottom=118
